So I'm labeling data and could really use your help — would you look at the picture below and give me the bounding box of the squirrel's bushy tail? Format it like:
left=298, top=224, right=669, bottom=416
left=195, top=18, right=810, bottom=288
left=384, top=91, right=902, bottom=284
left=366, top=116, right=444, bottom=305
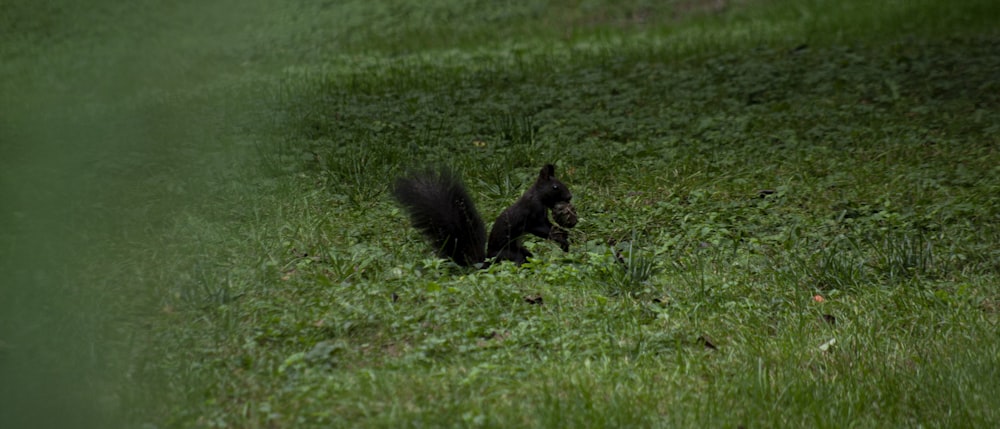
left=392, top=169, right=487, bottom=267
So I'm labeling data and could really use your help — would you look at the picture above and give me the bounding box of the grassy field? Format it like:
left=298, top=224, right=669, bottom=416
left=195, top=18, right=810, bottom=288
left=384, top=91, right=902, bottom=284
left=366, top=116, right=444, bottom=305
left=2, top=0, right=999, bottom=427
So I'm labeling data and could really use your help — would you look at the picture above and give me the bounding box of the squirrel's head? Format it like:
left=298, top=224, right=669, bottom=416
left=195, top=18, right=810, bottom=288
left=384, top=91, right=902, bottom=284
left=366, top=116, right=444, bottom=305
left=533, top=164, right=573, bottom=208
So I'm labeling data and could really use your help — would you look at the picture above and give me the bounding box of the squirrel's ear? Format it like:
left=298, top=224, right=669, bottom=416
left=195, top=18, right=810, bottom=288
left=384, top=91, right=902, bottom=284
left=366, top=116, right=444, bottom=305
left=539, top=164, right=556, bottom=180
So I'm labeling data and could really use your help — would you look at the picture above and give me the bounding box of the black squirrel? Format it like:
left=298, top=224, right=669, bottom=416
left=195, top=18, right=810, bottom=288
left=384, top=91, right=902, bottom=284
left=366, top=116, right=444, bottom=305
left=392, top=164, right=577, bottom=267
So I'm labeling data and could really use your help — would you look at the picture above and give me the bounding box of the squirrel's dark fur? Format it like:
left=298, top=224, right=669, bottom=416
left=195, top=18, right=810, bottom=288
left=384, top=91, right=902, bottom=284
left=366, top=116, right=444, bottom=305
left=393, top=164, right=573, bottom=267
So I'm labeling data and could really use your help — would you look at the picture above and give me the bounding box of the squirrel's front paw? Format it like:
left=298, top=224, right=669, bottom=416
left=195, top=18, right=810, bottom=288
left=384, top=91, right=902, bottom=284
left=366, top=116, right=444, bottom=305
left=550, top=227, right=570, bottom=252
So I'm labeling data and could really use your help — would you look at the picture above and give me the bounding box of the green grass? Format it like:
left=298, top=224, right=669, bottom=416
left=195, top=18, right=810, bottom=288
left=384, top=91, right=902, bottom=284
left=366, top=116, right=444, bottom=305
left=2, top=0, right=999, bottom=428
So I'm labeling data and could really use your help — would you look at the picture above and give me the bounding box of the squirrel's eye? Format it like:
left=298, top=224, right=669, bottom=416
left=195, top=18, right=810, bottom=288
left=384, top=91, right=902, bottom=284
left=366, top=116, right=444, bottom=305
left=552, top=185, right=559, bottom=190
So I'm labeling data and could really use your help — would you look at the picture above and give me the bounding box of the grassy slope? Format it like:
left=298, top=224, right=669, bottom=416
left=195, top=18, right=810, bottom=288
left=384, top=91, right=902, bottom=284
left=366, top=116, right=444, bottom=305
left=1, top=0, right=998, bottom=428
